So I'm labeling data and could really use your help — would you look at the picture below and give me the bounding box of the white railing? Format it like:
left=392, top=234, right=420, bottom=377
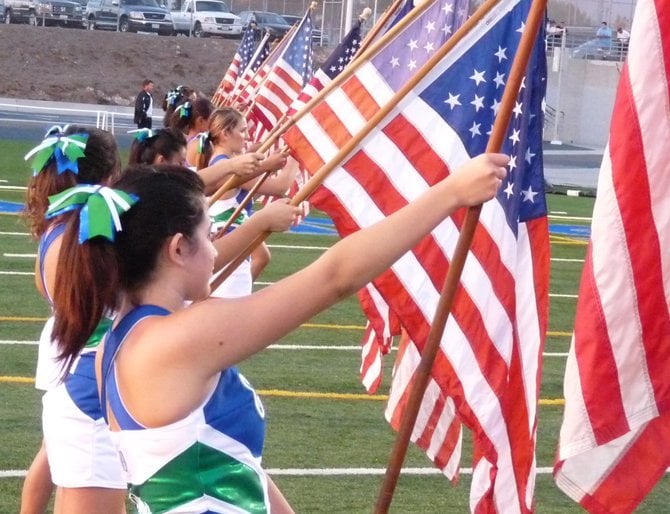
left=0, top=102, right=135, bottom=134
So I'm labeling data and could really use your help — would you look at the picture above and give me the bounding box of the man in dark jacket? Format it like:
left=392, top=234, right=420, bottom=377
left=134, top=79, right=154, bottom=129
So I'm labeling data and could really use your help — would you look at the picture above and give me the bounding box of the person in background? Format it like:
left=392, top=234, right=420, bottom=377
left=162, top=85, right=196, bottom=128
left=134, top=79, right=154, bottom=129
left=596, top=21, right=613, bottom=50
left=616, top=26, right=631, bottom=56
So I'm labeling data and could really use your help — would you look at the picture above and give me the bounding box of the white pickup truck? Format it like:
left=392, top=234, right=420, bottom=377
left=171, top=0, right=242, bottom=38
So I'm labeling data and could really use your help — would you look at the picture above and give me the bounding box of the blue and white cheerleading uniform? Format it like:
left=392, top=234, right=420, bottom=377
left=101, top=305, right=269, bottom=513
left=42, top=316, right=127, bottom=489
left=37, top=223, right=125, bottom=488
left=34, top=223, right=66, bottom=391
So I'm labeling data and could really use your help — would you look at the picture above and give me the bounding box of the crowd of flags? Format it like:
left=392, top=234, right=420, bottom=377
left=212, top=0, right=670, bottom=511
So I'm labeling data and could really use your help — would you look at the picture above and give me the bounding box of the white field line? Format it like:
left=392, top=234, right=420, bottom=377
left=0, top=232, right=30, bottom=236
left=547, top=214, right=592, bottom=222
left=4, top=253, right=36, bottom=258
left=0, top=339, right=570, bottom=358
left=0, top=185, right=27, bottom=191
left=0, top=466, right=557, bottom=479
left=0, top=271, right=33, bottom=276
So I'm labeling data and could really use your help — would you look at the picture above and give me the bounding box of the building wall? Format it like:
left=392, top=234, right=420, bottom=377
left=546, top=51, right=622, bottom=147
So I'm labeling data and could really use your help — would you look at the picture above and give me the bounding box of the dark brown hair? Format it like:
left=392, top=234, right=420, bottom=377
left=167, top=96, right=214, bottom=134
left=52, top=165, right=206, bottom=373
left=127, top=128, right=187, bottom=166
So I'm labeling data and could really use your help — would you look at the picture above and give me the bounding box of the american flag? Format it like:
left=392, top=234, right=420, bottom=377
left=228, top=35, right=271, bottom=108
left=251, top=11, right=313, bottom=131
left=287, top=17, right=363, bottom=116
left=219, top=22, right=257, bottom=97
left=283, top=0, right=549, bottom=510
left=554, top=1, right=670, bottom=511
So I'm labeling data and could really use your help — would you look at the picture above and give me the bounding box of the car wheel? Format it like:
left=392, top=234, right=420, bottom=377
left=118, top=16, right=130, bottom=32
left=193, top=21, right=205, bottom=37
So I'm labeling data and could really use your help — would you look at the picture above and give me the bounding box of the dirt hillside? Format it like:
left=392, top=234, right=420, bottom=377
left=0, top=24, right=329, bottom=105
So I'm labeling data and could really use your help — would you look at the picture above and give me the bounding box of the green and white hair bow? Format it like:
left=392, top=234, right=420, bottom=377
left=24, top=131, right=89, bottom=176
left=46, top=185, right=138, bottom=244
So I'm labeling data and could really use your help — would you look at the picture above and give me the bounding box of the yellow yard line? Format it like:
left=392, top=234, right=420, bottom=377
left=0, top=377, right=564, bottom=405
left=0, top=316, right=48, bottom=322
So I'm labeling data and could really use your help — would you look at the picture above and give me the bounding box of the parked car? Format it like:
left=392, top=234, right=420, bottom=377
left=237, top=10, right=290, bottom=41
left=85, top=0, right=173, bottom=34
left=171, top=0, right=241, bottom=37
left=35, top=0, right=84, bottom=26
left=281, top=13, right=328, bottom=46
left=4, top=0, right=38, bottom=24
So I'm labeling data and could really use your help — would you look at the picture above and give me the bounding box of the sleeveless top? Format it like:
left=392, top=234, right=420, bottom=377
left=100, top=305, right=269, bottom=513
left=38, top=222, right=66, bottom=306
left=208, top=154, right=249, bottom=232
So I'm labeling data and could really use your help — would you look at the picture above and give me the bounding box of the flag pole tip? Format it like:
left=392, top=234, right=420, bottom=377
left=360, top=7, right=372, bottom=20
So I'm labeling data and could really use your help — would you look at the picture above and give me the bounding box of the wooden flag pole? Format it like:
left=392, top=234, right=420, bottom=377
left=227, top=25, right=296, bottom=107
left=373, top=0, right=547, bottom=512
left=209, top=0, right=503, bottom=291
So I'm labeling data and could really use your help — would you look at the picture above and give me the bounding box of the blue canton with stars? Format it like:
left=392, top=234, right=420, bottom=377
left=249, top=39, right=270, bottom=73
left=321, top=19, right=362, bottom=80
left=237, top=22, right=258, bottom=73
left=282, top=11, right=314, bottom=86
left=420, top=1, right=547, bottom=229
left=371, top=0, right=470, bottom=93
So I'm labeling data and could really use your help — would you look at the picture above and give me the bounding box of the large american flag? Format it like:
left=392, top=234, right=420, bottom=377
left=283, top=0, right=549, bottom=510
left=251, top=12, right=313, bottom=131
left=554, top=1, right=670, bottom=511
left=218, top=22, right=257, bottom=98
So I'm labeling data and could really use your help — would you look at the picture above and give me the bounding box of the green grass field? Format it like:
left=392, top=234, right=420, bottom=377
left=0, top=138, right=668, bottom=512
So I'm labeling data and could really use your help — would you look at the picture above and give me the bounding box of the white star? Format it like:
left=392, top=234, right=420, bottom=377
left=408, top=59, right=417, bottom=71
left=457, top=7, right=467, bottom=17
left=504, top=182, right=514, bottom=199
left=444, top=93, right=461, bottom=109
left=522, top=185, right=538, bottom=203
left=389, top=56, right=400, bottom=68
left=486, top=124, right=494, bottom=136
left=329, top=65, right=337, bottom=73
left=508, top=155, right=517, bottom=170
left=494, top=71, right=505, bottom=89
left=520, top=76, right=526, bottom=89
left=517, top=21, right=525, bottom=33
left=407, top=39, right=418, bottom=51
left=525, top=147, right=535, bottom=164
left=469, top=122, right=481, bottom=138
left=471, top=94, right=485, bottom=111
left=424, top=41, right=435, bottom=53
left=425, top=21, right=436, bottom=33
left=490, top=98, right=501, bottom=115
left=441, top=24, right=453, bottom=36
left=509, top=129, right=521, bottom=144
left=494, top=46, right=507, bottom=62
left=470, top=69, right=486, bottom=85
left=442, top=2, right=453, bottom=14
left=513, top=101, right=523, bottom=118
left=541, top=98, right=547, bottom=113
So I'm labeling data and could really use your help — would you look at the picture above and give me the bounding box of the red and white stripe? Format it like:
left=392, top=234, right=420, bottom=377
left=554, top=1, right=670, bottom=511
left=284, top=15, right=548, bottom=513
left=358, top=283, right=401, bottom=394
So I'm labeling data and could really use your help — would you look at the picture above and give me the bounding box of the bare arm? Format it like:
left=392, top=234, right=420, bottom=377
left=196, top=153, right=266, bottom=195
left=169, top=153, right=508, bottom=374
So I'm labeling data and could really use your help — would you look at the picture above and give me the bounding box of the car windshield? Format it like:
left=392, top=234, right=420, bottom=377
left=196, top=0, right=229, bottom=12
left=256, top=12, right=287, bottom=25
left=122, top=0, right=161, bottom=6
